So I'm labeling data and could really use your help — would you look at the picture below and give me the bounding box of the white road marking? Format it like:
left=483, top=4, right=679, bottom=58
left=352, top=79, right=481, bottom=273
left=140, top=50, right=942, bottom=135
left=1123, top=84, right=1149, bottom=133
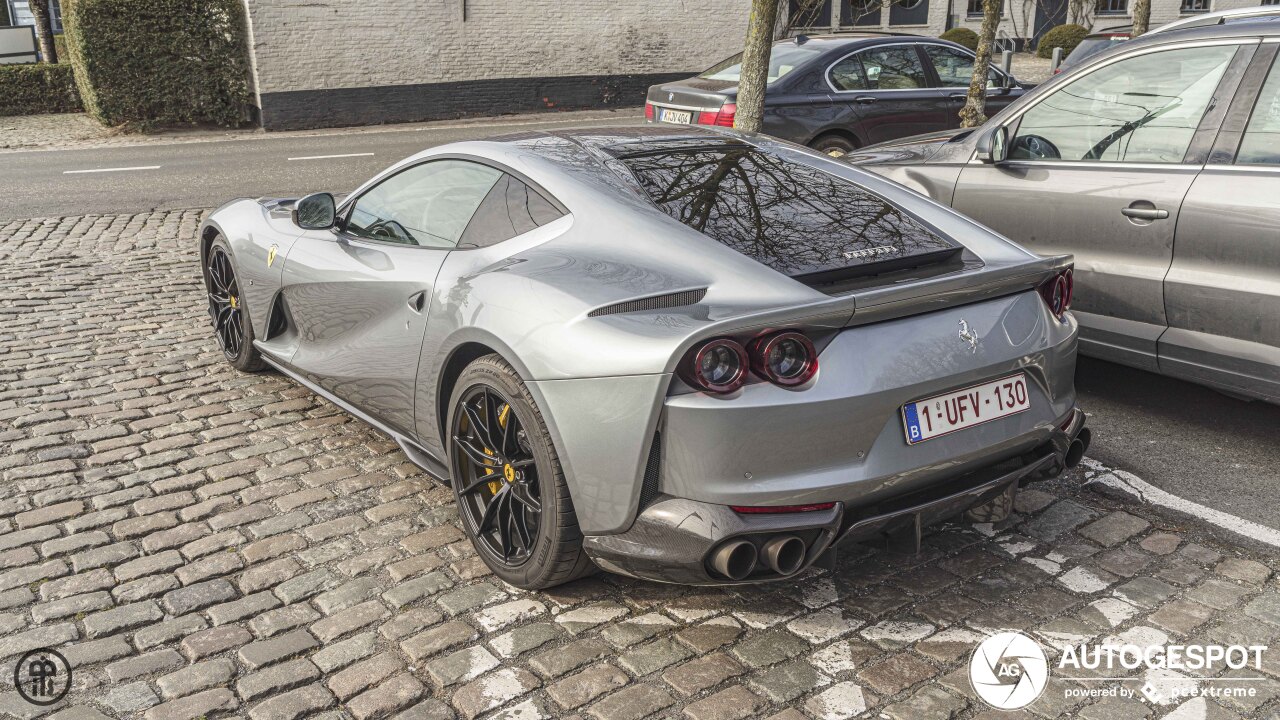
left=287, top=152, right=375, bottom=161
left=1082, top=457, right=1280, bottom=550
left=62, top=165, right=160, bottom=174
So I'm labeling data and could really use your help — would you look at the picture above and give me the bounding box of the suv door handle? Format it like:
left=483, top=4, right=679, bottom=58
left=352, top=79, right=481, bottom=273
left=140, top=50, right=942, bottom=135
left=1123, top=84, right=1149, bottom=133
left=854, top=96, right=877, bottom=104
left=1121, top=205, right=1170, bottom=221
left=947, top=94, right=967, bottom=101
left=407, top=291, right=427, bottom=313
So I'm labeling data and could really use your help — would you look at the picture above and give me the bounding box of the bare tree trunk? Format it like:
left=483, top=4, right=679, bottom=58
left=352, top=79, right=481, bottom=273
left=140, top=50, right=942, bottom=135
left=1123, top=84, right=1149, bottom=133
left=28, top=0, right=58, bottom=64
left=960, top=0, right=1000, bottom=128
left=1131, top=0, right=1151, bottom=36
left=735, top=0, right=781, bottom=133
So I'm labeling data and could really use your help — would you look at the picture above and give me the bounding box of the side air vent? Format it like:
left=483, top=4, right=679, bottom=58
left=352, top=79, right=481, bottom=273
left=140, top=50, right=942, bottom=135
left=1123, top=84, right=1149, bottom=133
left=638, top=431, right=662, bottom=510
left=587, top=289, right=707, bottom=318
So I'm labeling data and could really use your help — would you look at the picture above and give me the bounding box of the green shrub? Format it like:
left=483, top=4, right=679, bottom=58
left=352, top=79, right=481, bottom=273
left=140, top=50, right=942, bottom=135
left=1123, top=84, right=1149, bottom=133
left=62, top=0, right=251, bottom=128
left=939, top=28, right=980, bottom=51
left=1038, top=24, right=1089, bottom=59
left=54, top=33, right=68, bottom=63
left=0, top=64, right=82, bottom=116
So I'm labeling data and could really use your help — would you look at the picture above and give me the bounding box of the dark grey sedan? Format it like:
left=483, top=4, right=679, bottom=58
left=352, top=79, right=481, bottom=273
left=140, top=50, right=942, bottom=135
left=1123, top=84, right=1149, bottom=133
left=646, top=34, right=1026, bottom=156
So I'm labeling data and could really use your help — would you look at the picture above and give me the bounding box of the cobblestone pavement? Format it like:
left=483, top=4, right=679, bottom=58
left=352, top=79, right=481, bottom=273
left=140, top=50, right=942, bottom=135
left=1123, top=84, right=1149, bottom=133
left=1, top=211, right=1278, bottom=720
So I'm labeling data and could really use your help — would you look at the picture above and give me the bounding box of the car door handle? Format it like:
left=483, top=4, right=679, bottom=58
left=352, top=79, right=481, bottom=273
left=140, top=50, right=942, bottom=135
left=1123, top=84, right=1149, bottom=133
left=1121, top=205, right=1170, bottom=221
left=947, top=94, right=967, bottom=101
left=407, top=291, right=427, bottom=313
left=854, top=96, right=877, bottom=105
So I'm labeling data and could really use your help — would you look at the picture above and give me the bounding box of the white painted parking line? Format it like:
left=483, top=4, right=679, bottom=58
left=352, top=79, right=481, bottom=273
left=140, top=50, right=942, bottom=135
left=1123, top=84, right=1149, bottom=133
left=62, top=165, right=161, bottom=174
left=1082, top=458, right=1280, bottom=550
left=287, top=152, right=375, bottom=161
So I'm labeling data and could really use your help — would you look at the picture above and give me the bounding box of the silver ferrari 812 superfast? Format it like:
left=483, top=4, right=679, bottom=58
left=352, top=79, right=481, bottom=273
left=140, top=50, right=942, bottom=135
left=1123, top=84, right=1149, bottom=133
left=199, top=126, right=1089, bottom=589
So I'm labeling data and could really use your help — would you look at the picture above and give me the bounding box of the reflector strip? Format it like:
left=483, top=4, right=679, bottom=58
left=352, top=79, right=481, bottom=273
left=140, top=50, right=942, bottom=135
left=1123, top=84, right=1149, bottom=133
left=731, top=502, right=836, bottom=514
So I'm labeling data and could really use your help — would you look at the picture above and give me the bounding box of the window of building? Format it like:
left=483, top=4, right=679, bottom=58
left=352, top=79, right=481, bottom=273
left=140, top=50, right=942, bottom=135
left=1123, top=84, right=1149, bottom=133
left=1181, top=0, right=1210, bottom=12
left=1096, top=0, right=1128, bottom=14
left=1262, top=0, right=1279, bottom=6
left=788, top=0, right=832, bottom=28
left=888, top=0, right=930, bottom=25
left=967, top=0, right=1005, bottom=16
left=842, top=0, right=881, bottom=25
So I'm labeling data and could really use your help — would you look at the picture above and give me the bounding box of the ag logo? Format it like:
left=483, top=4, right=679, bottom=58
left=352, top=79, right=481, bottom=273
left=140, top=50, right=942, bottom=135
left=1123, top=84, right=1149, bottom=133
left=969, top=632, right=1048, bottom=710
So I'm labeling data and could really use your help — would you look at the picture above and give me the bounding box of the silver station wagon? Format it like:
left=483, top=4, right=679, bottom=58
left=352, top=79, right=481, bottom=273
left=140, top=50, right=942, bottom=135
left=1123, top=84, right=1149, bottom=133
left=848, top=18, right=1280, bottom=404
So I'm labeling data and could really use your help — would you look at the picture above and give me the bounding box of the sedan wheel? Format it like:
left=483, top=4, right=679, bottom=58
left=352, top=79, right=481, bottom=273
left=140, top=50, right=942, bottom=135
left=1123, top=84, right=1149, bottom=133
left=811, top=134, right=857, bottom=158
left=449, top=355, right=594, bottom=589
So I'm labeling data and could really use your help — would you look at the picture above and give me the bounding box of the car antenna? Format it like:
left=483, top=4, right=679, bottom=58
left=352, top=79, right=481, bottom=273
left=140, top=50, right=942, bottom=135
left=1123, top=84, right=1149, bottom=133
left=795, top=34, right=808, bottom=45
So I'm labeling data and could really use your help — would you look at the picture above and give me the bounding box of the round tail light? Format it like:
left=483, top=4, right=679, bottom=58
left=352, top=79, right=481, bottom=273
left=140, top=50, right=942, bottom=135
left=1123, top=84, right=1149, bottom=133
left=749, top=331, right=818, bottom=387
left=679, top=338, right=748, bottom=394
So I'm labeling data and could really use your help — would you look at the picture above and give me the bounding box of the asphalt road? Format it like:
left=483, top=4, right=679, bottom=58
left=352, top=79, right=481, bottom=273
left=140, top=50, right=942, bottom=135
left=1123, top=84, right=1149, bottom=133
left=3, top=114, right=1277, bottom=533
left=1076, top=356, right=1280, bottom=531
left=0, top=111, right=643, bottom=221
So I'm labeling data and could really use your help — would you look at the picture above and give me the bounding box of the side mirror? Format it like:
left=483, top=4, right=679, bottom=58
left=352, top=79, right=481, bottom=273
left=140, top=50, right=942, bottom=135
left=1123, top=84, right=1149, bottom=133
left=978, top=126, right=1009, bottom=165
left=293, top=192, right=336, bottom=230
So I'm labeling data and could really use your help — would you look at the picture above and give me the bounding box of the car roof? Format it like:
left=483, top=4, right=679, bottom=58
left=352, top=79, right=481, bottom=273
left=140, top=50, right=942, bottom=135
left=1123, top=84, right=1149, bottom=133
left=1093, top=15, right=1280, bottom=56
left=771, top=32, right=953, bottom=52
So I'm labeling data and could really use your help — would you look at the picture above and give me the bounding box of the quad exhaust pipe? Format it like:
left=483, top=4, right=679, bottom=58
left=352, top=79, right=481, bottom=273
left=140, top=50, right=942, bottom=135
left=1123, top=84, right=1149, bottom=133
left=711, top=534, right=809, bottom=580
left=709, top=539, right=757, bottom=581
left=1065, top=427, right=1091, bottom=468
left=762, top=535, right=806, bottom=576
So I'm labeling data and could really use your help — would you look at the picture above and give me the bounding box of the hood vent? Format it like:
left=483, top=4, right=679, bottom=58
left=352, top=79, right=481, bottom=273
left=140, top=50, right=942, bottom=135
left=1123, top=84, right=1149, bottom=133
left=588, top=288, right=707, bottom=317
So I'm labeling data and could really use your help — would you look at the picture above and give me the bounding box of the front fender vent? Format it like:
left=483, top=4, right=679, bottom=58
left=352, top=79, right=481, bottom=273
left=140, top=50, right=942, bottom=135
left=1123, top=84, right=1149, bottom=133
left=587, top=288, right=707, bottom=318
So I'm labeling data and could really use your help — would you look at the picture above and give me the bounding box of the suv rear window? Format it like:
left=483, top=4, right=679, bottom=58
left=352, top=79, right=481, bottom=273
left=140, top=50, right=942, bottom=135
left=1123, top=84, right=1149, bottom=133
left=611, top=140, right=959, bottom=283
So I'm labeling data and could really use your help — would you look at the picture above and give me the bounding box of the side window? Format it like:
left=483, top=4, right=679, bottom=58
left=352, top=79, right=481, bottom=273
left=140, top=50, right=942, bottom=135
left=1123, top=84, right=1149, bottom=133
left=829, top=54, right=867, bottom=91
left=922, top=45, right=1000, bottom=89
left=458, top=175, right=565, bottom=248
left=346, top=160, right=502, bottom=247
left=858, top=47, right=929, bottom=90
left=1237, top=55, right=1280, bottom=165
left=1011, top=45, right=1237, bottom=163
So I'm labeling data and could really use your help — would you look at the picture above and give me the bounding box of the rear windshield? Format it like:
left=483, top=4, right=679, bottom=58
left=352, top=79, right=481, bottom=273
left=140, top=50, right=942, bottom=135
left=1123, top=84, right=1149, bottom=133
left=611, top=140, right=957, bottom=280
left=699, top=44, right=824, bottom=84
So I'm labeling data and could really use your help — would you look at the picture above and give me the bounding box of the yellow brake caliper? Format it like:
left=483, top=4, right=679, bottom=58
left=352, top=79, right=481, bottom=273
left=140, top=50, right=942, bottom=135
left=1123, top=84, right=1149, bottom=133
left=485, top=404, right=511, bottom=495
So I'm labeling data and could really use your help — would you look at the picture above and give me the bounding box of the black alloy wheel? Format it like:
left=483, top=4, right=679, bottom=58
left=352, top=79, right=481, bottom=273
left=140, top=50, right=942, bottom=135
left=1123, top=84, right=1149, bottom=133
left=207, top=245, right=246, bottom=361
left=451, top=384, right=543, bottom=565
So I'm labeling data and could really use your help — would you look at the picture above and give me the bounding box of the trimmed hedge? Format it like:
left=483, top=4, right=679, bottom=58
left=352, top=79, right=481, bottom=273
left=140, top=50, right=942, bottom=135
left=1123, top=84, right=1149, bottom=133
left=62, top=0, right=251, bottom=128
left=939, top=28, right=980, bottom=51
left=0, top=64, right=83, bottom=116
left=54, top=33, right=68, bottom=63
left=1038, top=24, right=1089, bottom=59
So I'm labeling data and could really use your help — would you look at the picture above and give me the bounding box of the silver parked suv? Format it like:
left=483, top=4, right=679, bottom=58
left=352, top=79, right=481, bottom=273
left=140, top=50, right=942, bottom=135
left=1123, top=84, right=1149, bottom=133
left=848, top=16, right=1280, bottom=404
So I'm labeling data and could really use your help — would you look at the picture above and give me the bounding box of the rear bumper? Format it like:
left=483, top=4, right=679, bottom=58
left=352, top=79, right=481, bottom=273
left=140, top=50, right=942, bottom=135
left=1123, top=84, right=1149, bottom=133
left=584, top=407, right=1087, bottom=585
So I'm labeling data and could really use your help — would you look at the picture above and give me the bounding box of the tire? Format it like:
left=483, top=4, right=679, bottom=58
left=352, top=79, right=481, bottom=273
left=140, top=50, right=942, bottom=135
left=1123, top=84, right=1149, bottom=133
left=447, top=354, right=594, bottom=589
left=964, top=482, right=1016, bottom=524
left=204, top=235, right=265, bottom=372
left=810, top=133, right=858, bottom=158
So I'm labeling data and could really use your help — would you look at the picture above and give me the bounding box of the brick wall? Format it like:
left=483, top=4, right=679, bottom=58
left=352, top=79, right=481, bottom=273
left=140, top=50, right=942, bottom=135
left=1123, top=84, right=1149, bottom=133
left=242, top=0, right=752, bottom=129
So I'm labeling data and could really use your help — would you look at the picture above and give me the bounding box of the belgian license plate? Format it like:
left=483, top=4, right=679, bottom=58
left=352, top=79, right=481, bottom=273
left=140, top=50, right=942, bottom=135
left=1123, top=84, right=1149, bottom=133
left=660, top=108, right=692, bottom=124
left=901, top=373, right=1030, bottom=445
